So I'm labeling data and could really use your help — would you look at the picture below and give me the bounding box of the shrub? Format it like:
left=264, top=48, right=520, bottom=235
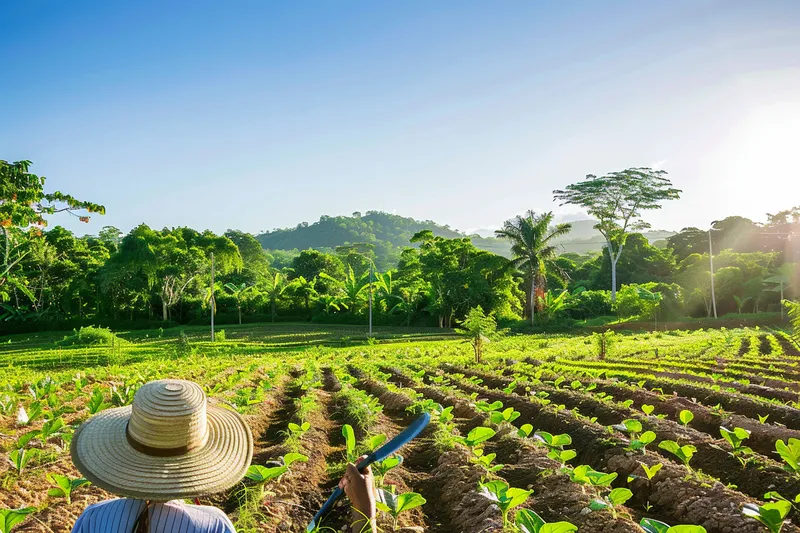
left=566, top=290, right=612, bottom=319
left=56, top=326, right=121, bottom=347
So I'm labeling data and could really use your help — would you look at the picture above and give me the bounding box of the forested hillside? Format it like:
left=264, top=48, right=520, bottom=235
left=255, top=211, right=674, bottom=267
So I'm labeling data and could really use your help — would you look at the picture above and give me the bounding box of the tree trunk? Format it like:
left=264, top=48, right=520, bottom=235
left=162, top=299, right=168, bottom=321
left=238, top=304, right=242, bottom=325
left=610, top=257, right=618, bottom=304
left=529, top=274, right=536, bottom=326
left=271, top=298, right=276, bottom=322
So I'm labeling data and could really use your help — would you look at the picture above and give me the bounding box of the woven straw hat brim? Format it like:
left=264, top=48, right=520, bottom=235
left=70, top=404, right=253, bottom=500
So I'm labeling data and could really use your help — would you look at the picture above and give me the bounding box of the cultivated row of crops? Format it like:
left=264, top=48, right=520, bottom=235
left=1, top=326, right=800, bottom=532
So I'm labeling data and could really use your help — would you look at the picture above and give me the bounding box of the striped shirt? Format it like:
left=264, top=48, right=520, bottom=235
left=71, top=499, right=236, bottom=533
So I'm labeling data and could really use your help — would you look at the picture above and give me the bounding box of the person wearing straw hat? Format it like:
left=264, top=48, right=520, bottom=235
left=70, top=379, right=253, bottom=532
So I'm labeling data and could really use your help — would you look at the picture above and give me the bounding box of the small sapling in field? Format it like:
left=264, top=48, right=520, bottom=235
left=718, top=427, right=755, bottom=466
left=612, top=419, right=656, bottom=452
left=678, top=410, right=694, bottom=427
left=515, top=509, right=577, bottom=533
left=456, top=426, right=496, bottom=451
left=639, top=518, right=707, bottom=533
left=373, top=456, right=402, bottom=487
left=478, top=480, right=533, bottom=530
left=0, top=507, right=36, bottom=533
left=376, top=489, right=426, bottom=531
left=245, top=452, right=308, bottom=499
left=775, top=438, right=800, bottom=474
left=742, top=500, right=791, bottom=533
left=46, top=474, right=90, bottom=505
left=569, top=465, right=617, bottom=489
left=658, top=440, right=696, bottom=469
left=589, top=487, right=633, bottom=519
left=534, top=431, right=577, bottom=466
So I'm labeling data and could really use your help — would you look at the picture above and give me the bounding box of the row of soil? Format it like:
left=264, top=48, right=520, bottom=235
left=449, top=365, right=800, bottom=508
left=544, top=358, right=800, bottom=428
left=388, top=366, right=791, bottom=533
left=365, top=369, right=649, bottom=533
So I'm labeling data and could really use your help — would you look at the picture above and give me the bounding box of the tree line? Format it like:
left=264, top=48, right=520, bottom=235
left=1, top=160, right=798, bottom=333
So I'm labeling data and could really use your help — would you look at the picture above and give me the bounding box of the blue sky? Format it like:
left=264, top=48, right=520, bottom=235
left=3, top=1, right=800, bottom=237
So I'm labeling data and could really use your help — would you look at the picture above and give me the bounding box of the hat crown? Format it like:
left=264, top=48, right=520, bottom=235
left=127, top=379, right=208, bottom=451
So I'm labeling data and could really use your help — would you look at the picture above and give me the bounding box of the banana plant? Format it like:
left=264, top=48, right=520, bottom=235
left=742, top=500, right=792, bottom=533
left=639, top=518, right=707, bottom=533
left=515, top=509, right=577, bottom=533
left=376, top=489, right=426, bottom=531
left=658, top=440, right=696, bottom=469
left=0, top=507, right=36, bottom=533
left=478, top=480, right=533, bottom=529
left=47, top=473, right=91, bottom=504
left=775, top=438, right=800, bottom=474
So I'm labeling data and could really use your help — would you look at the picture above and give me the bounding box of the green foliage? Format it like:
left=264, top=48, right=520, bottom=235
left=515, top=509, right=577, bottom=533
left=568, top=465, right=617, bottom=487
left=0, top=507, right=36, bottom=533
left=342, top=424, right=358, bottom=463
left=478, top=480, right=533, bottom=528
left=56, top=326, right=121, bottom=346
left=46, top=473, right=90, bottom=504
left=658, top=440, right=696, bottom=467
left=786, top=300, right=800, bottom=347
left=245, top=452, right=308, bottom=497
left=640, top=518, right=707, bottom=533
left=376, top=489, right=426, bottom=531
left=457, top=306, right=501, bottom=363
left=8, top=448, right=36, bottom=475
left=457, top=426, right=496, bottom=450
left=775, top=438, right=800, bottom=474
left=589, top=487, right=633, bottom=518
left=742, top=501, right=791, bottom=533
left=679, top=409, right=694, bottom=427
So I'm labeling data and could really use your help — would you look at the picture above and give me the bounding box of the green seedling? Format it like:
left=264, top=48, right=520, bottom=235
left=742, top=500, right=791, bottom=533
left=758, top=414, right=770, bottom=424
left=288, top=421, right=310, bottom=437
left=476, top=400, right=504, bottom=413
left=343, top=424, right=358, bottom=463
left=719, top=427, right=755, bottom=466
left=515, top=508, right=577, bottom=533
left=569, top=465, right=617, bottom=487
left=489, top=407, right=521, bottom=425
left=642, top=404, right=655, bottom=416
left=15, top=431, right=39, bottom=449
left=775, top=438, right=800, bottom=474
left=589, top=487, right=633, bottom=519
left=87, top=388, right=110, bottom=415
left=640, top=462, right=663, bottom=480
left=503, top=380, right=518, bottom=394
left=518, top=423, right=534, bottom=438
left=368, top=434, right=387, bottom=451
left=658, top=440, right=696, bottom=468
left=612, top=419, right=656, bottom=452
left=534, top=431, right=577, bottom=465
left=8, top=449, right=36, bottom=475
left=679, top=410, right=694, bottom=427
left=0, top=507, right=36, bottom=533
left=639, top=518, right=707, bottom=533
left=456, top=426, right=496, bottom=450
left=16, top=402, right=43, bottom=426
left=478, top=480, right=533, bottom=529
left=38, top=417, right=66, bottom=444
left=245, top=452, right=308, bottom=499
left=470, top=448, right=504, bottom=474
left=376, top=489, right=426, bottom=532
left=622, top=399, right=635, bottom=409
left=47, top=474, right=90, bottom=504
left=373, top=456, right=402, bottom=487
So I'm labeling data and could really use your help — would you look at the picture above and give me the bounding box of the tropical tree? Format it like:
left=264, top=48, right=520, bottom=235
left=457, top=306, right=502, bottom=363
left=289, top=276, right=318, bottom=317
left=223, top=282, right=253, bottom=324
left=320, top=266, right=369, bottom=312
left=263, top=271, right=289, bottom=322
left=495, top=211, right=571, bottom=325
left=554, top=168, right=681, bottom=302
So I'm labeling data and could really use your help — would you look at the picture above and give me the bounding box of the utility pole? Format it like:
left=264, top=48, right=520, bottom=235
left=210, top=252, right=215, bottom=341
left=709, top=229, right=718, bottom=319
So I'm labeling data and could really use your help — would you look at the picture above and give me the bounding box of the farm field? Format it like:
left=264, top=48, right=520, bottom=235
left=2, top=324, right=800, bottom=533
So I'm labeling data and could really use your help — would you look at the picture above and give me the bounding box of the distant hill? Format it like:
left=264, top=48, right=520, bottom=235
left=255, top=211, right=674, bottom=268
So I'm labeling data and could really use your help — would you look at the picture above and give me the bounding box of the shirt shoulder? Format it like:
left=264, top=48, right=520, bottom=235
left=72, top=499, right=235, bottom=533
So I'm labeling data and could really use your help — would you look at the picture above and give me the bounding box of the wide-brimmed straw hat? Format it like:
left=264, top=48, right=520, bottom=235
left=70, top=379, right=253, bottom=500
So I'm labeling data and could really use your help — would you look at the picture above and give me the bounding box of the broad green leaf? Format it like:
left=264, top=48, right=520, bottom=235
left=608, top=487, right=633, bottom=505
left=679, top=410, right=694, bottom=426
left=639, top=518, right=670, bottom=533
left=642, top=404, right=655, bottom=416
left=283, top=453, right=308, bottom=466
left=396, top=492, right=426, bottom=513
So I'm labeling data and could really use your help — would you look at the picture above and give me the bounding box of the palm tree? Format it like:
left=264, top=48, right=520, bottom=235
left=495, top=211, right=572, bottom=325
left=223, top=282, right=253, bottom=324
left=263, top=271, right=288, bottom=322
left=289, top=276, right=318, bottom=318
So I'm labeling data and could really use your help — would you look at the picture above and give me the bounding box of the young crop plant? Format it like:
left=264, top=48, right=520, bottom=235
left=47, top=473, right=90, bottom=504
left=658, top=440, right=696, bottom=469
left=245, top=452, right=308, bottom=499
left=742, top=500, right=792, bottom=533
left=87, top=388, right=110, bottom=414
left=478, top=480, right=533, bottom=530
left=15, top=402, right=42, bottom=426
left=534, top=431, right=577, bottom=466
left=376, top=489, right=426, bottom=531
left=718, top=427, right=755, bottom=466
left=517, top=423, right=534, bottom=438
left=343, top=424, right=359, bottom=463
left=569, top=465, right=618, bottom=489
left=612, top=419, right=656, bottom=452
left=373, top=456, right=403, bottom=488
left=476, top=400, right=504, bottom=414
left=8, top=448, right=36, bottom=475
left=589, top=487, right=633, bottom=519
left=641, top=404, right=655, bottom=416
left=678, top=410, right=694, bottom=427
left=0, top=507, right=36, bottom=533
left=639, top=518, right=707, bottom=533
left=456, top=426, right=496, bottom=451
left=775, top=438, right=800, bottom=474
left=470, top=448, right=504, bottom=475
left=515, top=509, right=577, bottom=533
left=490, top=407, right=521, bottom=425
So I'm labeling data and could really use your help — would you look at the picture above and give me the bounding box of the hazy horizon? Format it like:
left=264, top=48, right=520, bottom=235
left=4, top=1, right=799, bottom=238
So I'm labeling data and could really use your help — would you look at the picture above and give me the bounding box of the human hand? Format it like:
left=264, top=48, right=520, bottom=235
left=338, top=456, right=376, bottom=533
